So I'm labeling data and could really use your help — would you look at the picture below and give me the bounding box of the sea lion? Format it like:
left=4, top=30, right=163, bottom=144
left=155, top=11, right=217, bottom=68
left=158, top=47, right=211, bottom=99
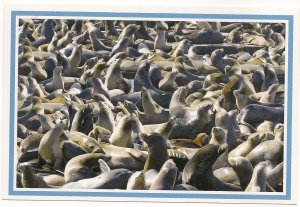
left=140, top=132, right=169, bottom=172
left=44, top=66, right=64, bottom=93
left=62, top=168, right=133, bottom=189
left=64, top=153, right=110, bottom=183
left=109, top=114, right=135, bottom=148
left=27, top=61, right=48, bottom=81
left=63, top=130, right=103, bottom=153
left=245, top=160, right=272, bottom=192
left=37, top=121, right=65, bottom=171
left=246, top=139, right=283, bottom=166
left=228, top=156, right=253, bottom=190
left=141, top=87, right=170, bottom=124
left=158, top=71, right=178, bottom=92
left=126, top=171, right=147, bottom=190
left=182, top=144, right=241, bottom=191
left=228, top=132, right=263, bottom=158
left=238, top=104, right=284, bottom=127
left=150, top=159, right=178, bottom=190
left=18, top=162, right=51, bottom=188
left=104, top=58, right=131, bottom=93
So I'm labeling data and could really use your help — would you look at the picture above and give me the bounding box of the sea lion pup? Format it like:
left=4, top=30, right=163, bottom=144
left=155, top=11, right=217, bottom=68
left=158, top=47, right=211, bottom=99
left=63, top=131, right=103, bottom=153
left=174, top=184, right=199, bottom=191
left=140, top=132, right=169, bottom=172
left=95, top=101, right=115, bottom=133
left=228, top=156, right=253, bottom=190
left=172, top=56, right=205, bottom=86
left=246, top=139, right=283, bottom=167
left=228, top=132, right=263, bottom=158
left=88, top=29, right=112, bottom=52
left=37, top=121, right=65, bottom=171
left=261, top=64, right=279, bottom=91
left=141, top=87, right=170, bottom=124
left=27, top=61, right=48, bottom=81
left=64, top=153, right=110, bottom=183
left=18, top=162, right=51, bottom=188
left=62, top=168, right=133, bottom=189
left=118, top=24, right=140, bottom=40
left=104, top=58, right=131, bottom=94
left=238, top=104, right=284, bottom=127
left=126, top=171, right=147, bottom=190
left=245, top=160, right=272, bottom=192
left=158, top=71, right=178, bottom=92
left=150, top=159, right=178, bottom=190
left=18, top=96, right=44, bottom=125
left=154, top=29, right=172, bottom=53
left=182, top=144, right=241, bottom=191
left=44, top=66, right=64, bottom=93
left=211, top=49, right=239, bottom=73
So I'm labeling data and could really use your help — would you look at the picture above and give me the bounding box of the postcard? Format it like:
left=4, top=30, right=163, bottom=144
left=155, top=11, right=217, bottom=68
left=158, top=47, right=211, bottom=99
left=1, top=0, right=300, bottom=206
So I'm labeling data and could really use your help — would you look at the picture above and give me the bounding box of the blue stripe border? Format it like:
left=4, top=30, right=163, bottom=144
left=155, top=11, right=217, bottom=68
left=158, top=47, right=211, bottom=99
left=9, top=11, right=294, bottom=201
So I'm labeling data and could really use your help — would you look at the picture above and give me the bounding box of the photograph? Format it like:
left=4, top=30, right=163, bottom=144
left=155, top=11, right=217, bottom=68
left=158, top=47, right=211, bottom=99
left=15, top=16, right=287, bottom=194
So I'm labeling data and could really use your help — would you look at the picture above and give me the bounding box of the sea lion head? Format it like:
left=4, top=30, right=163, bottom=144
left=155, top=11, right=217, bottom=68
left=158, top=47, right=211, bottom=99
left=211, top=127, right=226, bottom=144
left=139, top=132, right=168, bottom=150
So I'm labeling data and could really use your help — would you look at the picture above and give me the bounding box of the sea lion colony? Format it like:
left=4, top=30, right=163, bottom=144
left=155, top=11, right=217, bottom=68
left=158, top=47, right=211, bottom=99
left=16, top=19, right=285, bottom=192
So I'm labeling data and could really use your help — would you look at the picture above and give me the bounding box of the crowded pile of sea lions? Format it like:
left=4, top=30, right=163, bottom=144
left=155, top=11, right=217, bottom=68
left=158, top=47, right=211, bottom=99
left=16, top=19, right=285, bottom=192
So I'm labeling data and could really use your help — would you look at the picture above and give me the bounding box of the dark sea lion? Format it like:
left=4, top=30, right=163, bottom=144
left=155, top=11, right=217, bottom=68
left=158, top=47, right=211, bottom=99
left=140, top=132, right=169, bottom=172
left=182, top=144, right=241, bottom=191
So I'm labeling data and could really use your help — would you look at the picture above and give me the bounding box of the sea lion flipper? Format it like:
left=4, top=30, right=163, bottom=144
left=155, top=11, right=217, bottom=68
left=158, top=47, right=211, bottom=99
left=98, top=159, right=111, bottom=173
